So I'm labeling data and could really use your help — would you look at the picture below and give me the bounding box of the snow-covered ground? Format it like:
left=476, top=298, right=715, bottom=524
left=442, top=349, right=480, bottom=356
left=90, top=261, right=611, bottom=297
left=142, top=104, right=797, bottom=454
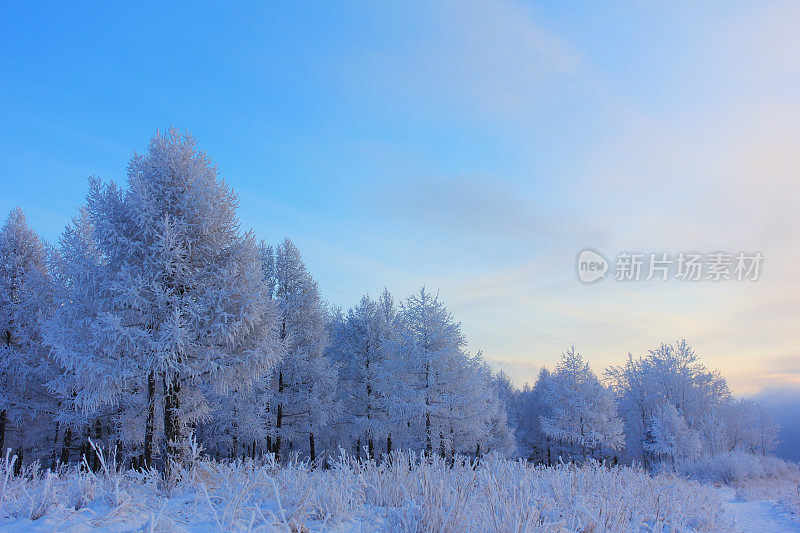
left=724, top=497, right=800, bottom=533
left=719, top=473, right=800, bottom=532
left=718, top=486, right=800, bottom=532
left=0, top=452, right=795, bottom=532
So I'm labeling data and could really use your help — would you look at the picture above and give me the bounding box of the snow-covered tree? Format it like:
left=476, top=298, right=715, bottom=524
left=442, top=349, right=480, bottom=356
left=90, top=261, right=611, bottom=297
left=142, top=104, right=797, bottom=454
left=203, top=381, right=272, bottom=460
left=743, top=401, right=780, bottom=456
left=395, top=288, right=462, bottom=454
left=606, top=340, right=730, bottom=464
left=494, top=369, right=534, bottom=457
left=46, top=129, right=282, bottom=474
left=393, top=288, right=514, bottom=457
left=493, top=370, right=516, bottom=417
left=329, top=289, right=399, bottom=459
left=509, top=367, right=555, bottom=463
left=263, top=238, right=335, bottom=462
left=643, top=402, right=702, bottom=465
left=0, top=208, right=59, bottom=462
left=714, top=399, right=779, bottom=456
left=539, top=347, right=623, bottom=458
left=469, top=360, right=516, bottom=456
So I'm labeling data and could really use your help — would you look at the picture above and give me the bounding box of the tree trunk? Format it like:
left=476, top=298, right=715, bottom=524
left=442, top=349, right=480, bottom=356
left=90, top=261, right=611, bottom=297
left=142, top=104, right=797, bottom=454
left=274, top=409, right=282, bottom=460
left=88, top=419, right=101, bottom=472
left=60, top=427, right=71, bottom=465
left=274, top=371, right=283, bottom=461
left=0, top=330, right=10, bottom=458
left=309, top=432, right=316, bottom=463
left=424, top=360, right=432, bottom=457
left=449, top=423, right=454, bottom=465
left=115, top=440, right=122, bottom=467
left=425, top=412, right=432, bottom=456
left=51, top=428, right=60, bottom=470
left=91, top=418, right=102, bottom=471
left=386, top=434, right=392, bottom=457
left=144, top=371, right=156, bottom=469
left=163, top=373, right=182, bottom=479
left=366, top=353, right=373, bottom=460
left=79, top=427, right=89, bottom=467
left=0, top=410, right=6, bottom=455
left=2, top=329, right=9, bottom=457
left=231, top=403, right=239, bottom=460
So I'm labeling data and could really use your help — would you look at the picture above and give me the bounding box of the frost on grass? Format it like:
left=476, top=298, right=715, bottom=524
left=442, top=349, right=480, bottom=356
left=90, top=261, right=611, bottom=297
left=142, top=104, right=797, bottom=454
left=0, top=451, right=734, bottom=532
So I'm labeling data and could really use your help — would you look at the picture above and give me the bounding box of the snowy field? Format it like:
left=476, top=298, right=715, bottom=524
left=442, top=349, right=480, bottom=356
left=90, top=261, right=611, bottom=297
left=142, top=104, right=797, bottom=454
left=0, top=451, right=797, bottom=532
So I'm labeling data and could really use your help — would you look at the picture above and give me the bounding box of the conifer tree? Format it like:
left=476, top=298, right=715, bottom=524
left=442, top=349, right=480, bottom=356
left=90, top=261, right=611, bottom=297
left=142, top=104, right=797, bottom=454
left=263, top=238, right=335, bottom=462
left=46, top=129, right=281, bottom=474
left=0, top=209, right=58, bottom=460
left=539, top=347, right=623, bottom=457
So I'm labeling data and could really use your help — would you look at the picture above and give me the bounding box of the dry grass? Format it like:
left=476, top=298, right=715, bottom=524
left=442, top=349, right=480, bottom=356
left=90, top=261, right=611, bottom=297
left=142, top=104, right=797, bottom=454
left=0, top=449, right=741, bottom=531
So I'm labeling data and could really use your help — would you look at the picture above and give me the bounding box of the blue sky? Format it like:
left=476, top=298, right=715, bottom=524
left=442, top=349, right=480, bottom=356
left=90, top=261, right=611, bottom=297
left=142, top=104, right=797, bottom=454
left=2, top=1, right=799, bottom=395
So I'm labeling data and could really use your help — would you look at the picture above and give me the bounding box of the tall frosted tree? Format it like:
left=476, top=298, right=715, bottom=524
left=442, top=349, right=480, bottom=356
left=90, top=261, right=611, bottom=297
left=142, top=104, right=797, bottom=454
left=450, top=356, right=516, bottom=457
left=396, top=288, right=460, bottom=454
left=263, top=238, right=335, bottom=462
left=47, top=208, right=107, bottom=465
left=330, top=289, right=399, bottom=459
left=46, top=129, right=282, bottom=474
left=394, top=288, right=513, bottom=457
left=606, top=340, right=730, bottom=464
left=0, top=209, right=58, bottom=460
left=522, top=368, right=556, bottom=463
left=539, top=347, right=623, bottom=458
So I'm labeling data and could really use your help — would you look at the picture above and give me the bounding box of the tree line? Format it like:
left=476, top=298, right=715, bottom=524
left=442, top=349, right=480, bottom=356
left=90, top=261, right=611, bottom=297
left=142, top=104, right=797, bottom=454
left=498, top=340, right=778, bottom=469
left=0, top=129, right=779, bottom=479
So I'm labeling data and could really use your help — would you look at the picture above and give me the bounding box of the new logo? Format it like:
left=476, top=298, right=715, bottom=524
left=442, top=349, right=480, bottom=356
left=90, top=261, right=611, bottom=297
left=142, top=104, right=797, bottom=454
left=577, top=249, right=608, bottom=283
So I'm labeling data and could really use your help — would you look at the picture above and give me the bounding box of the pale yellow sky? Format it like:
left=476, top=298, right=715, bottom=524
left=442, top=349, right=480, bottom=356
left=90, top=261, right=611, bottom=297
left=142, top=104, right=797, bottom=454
left=385, top=1, right=800, bottom=396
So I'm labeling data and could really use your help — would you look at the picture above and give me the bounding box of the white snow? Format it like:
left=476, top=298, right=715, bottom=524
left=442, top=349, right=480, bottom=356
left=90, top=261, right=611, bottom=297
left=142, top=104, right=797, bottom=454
left=720, top=486, right=800, bottom=532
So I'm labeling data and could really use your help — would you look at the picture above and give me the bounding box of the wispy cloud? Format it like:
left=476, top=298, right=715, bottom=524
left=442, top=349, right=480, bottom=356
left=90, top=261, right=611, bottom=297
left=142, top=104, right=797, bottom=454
left=380, top=176, right=589, bottom=244
left=348, top=0, right=580, bottom=118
